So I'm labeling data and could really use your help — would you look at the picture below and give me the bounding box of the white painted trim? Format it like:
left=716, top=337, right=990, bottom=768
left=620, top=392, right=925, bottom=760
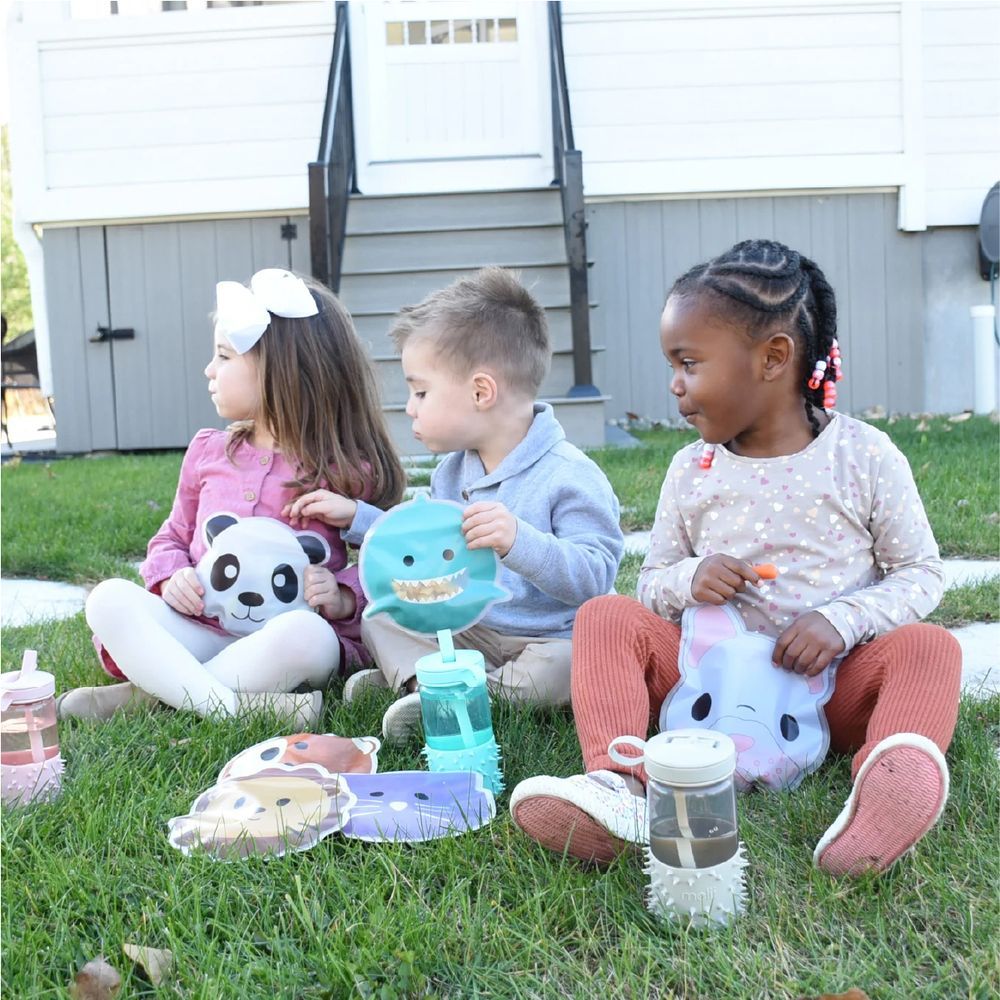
left=6, top=1, right=335, bottom=225
left=563, top=2, right=901, bottom=23
left=898, top=0, right=927, bottom=231
left=15, top=180, right=312, bottom=228
left=38, top=209, right=306, bottom=230
left=581, top=153, right=908, bottom=199
left=584, top=186, right=899, bottom=204
left=12, top=219, right=53, bottom=400
left=6, top=14, right=48, bottom=229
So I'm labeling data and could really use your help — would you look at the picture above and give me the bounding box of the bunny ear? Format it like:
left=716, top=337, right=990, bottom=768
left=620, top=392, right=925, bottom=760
left=806, top=671, right=829, bottom=695
left=685, top=604, right=738, bottom=669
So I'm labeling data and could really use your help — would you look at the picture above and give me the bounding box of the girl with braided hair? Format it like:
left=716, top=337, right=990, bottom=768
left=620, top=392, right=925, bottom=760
left=511, top=239, right=961, bottom=878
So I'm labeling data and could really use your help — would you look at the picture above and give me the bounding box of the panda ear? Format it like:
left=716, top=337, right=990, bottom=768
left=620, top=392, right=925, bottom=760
left=204, top=513, right=239, bottom=546
left=297, top=531, right=331, bottom=566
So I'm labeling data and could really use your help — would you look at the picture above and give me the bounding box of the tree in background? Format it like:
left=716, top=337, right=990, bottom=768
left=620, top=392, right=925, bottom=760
left=2, top=125, right=33, bottom=342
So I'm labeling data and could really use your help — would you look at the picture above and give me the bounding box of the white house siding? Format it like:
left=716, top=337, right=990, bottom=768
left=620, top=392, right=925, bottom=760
left=921, top=1, right=1000, bottom=227
left=8, top=1, right=333, bottom=224
left=562, top=0, right=1000, bottom=229
left=561, top=2, right=906, bottom=201
left=9, top=1, right=997, bottom=227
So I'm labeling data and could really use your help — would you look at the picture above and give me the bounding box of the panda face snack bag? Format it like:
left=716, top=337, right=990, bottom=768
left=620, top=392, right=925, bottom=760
left=195, top=514, right=331, bottom=636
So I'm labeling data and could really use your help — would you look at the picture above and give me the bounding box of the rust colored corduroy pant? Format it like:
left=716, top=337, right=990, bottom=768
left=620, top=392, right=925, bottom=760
left=572, top=595, right=962, bottom=784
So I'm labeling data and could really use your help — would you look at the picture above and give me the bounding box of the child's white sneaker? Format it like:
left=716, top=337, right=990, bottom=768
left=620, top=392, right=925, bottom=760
left=510, top=769, right=647, bottom=865
left=381, top=692, right=423, bottom=744
left=55, top=681, right=158, bottom=721
left=814, top=732, right=949, bottom=877
left=343, top=668, right=389, bottom=704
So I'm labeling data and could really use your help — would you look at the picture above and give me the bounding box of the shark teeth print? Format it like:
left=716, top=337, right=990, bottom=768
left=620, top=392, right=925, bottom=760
left=391, top=568, right=468, bottom=604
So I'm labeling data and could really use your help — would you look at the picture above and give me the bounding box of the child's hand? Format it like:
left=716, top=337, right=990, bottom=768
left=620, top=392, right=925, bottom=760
left=283, top=490, right=358, bottom=529
left=304, top=564, right=357, bottom=620
left=462, top=502, right=517, bottom=557
left=691, top=555, right=760, bottom=605
left=162, top=567, right=204, bottom=617
left=773, top=612, right=845, bottom=676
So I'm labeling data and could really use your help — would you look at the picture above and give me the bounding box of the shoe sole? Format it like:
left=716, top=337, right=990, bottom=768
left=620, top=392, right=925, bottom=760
left=343, top=669, right=388, bottom=704
left=511, top=794, right=634, bottom=866
left=381, top=695, right=423, bottom=744
left=814, top=733, right=948, bottom=876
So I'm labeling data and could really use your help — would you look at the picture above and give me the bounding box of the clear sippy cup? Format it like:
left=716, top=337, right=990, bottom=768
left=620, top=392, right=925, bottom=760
left=609, top=729, right=746, bottom=927
left=1, top=650, right=64, bottom=806
left=415, top=630, right=503, bottom=794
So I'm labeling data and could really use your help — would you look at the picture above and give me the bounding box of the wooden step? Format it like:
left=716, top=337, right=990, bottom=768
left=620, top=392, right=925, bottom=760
left=340, top=263, right=575, bottom=315
left=372, top=348, right=606, bottom=404
left=353, top=303, right=598, bottom=356
left=384, top=395, right=611, bottom=457
left=342, top=224, right=567, bottom=273
left=346, top=188, right=563, bottom=234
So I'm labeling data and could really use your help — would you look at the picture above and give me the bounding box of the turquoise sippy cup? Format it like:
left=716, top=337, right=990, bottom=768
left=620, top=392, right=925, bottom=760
left=416, top=630, right=502, bottom=795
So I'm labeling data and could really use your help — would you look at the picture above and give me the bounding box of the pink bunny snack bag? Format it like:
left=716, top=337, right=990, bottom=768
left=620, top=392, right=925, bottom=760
left=660, top=604, right=838, bottom=791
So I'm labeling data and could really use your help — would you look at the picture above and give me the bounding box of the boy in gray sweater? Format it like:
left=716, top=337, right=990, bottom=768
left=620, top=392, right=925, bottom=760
left=286, top=267, right=623, bottom=742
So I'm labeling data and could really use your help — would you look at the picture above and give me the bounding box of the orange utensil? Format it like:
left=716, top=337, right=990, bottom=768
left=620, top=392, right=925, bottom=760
left=752, top=563, right=778, bottom=580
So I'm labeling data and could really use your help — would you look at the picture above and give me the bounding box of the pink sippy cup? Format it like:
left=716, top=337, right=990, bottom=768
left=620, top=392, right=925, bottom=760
left=1, top=650, right=64, bottom=806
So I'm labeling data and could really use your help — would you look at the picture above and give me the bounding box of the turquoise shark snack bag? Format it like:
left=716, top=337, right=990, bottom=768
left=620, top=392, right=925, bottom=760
left=358, top=495, right=509, bottom=635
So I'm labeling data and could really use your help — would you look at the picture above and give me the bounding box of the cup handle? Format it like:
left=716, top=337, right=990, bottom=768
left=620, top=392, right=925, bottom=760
left=607, top=735, right=646, bottom=767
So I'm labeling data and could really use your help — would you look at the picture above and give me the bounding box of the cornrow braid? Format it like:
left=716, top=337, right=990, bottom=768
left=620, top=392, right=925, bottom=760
left=670, top=239, right=842, bottom=438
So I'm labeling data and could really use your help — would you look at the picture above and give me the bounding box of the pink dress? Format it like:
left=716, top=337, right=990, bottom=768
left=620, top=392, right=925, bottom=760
left=97, top=428, right=369, bottom=678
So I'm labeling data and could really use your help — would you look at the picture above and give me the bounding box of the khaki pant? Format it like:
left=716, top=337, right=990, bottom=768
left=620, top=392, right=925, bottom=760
left=360, top=614, right=572, bottom=707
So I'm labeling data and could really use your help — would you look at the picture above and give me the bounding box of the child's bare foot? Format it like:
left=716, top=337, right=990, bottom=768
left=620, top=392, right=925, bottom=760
left=814, top=733, right=949, bottom=877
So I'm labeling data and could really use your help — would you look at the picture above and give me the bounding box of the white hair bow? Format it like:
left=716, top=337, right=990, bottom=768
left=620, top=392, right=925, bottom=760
left=215, top=268, right=319, bottom=354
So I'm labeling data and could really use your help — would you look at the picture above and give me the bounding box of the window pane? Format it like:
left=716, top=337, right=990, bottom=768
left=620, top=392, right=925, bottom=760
left=385, top=21, right=404, bottom=45
left=407, top=19, right=426, bottom=44
left=498, top=18, right=517, bottom=41
left=430, top=19, right=450, bottom=44
left=453, top=19, right=472, bottom=43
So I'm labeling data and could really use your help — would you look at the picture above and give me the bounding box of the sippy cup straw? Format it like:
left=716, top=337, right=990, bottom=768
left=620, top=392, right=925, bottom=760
left=0, top=651, right=45, bottom=760
left=438, top=630, right=476, bottom=745
left=1, top=649, right=64, bottom=806
left=671, top=782, right=698, bottom=869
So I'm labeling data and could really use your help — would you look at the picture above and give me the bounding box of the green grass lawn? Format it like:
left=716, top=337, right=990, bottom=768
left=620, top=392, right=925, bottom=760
left=2, top=416, right=998, bottom=997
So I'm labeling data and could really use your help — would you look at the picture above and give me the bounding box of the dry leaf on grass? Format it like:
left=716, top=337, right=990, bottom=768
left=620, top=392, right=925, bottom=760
left=123, top=943, right=175, bottom=986
left=69, top=958, right=121, bottom=1000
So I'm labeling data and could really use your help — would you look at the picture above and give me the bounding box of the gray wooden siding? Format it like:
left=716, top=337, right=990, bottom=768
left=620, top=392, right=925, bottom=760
left=43, top=194, right=963, bottom=454
left=586, top=192, right=926, bottom=422
left=43, top=214, right=309, bottom=452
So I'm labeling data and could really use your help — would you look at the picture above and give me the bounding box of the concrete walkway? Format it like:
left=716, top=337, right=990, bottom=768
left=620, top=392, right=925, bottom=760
left=2, top=543, right=997, bottom=697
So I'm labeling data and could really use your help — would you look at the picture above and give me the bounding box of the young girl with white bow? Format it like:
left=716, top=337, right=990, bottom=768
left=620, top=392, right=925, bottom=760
left=58, top=269, right=405, bottom=727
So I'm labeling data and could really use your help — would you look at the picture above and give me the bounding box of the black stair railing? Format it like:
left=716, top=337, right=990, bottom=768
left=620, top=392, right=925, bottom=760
left=548, top=1, right=598, bottom=397
left=309, top=0, right=356, bottom=293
